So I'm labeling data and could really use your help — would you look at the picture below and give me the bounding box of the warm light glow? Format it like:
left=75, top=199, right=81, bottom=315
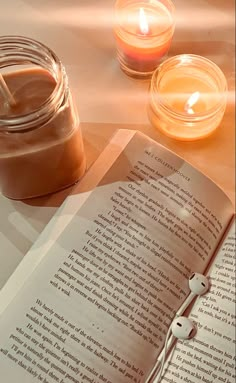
left=139, top=8, right=149, bottom=35
left=185, top=91, right=200, bottom=114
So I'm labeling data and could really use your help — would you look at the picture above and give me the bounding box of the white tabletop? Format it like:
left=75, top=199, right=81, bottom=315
left=0, top=0, right=235, bottom=288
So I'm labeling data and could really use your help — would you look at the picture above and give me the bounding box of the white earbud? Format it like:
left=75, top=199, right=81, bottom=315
left=145, top=273, right=209, bottom=383
left=189, top=272, right=209, bottom=295
left=175, top=273, right=210, bottom=317
left=171, top=316, right=196, bottom=340
left=146, top=317, right=196, bottom=383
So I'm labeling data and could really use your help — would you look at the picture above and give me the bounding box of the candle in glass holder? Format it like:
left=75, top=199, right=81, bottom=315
left=148, top=54, right=228, bottom=141
left=0, top=36, right=86, bottom=200
left=113, top=0, right=175, bottom=79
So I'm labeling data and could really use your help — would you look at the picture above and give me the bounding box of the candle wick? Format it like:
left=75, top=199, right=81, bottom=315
left=137, top=27, right=151, bottom=36
left=185, top=107, right=194, bottom=115
left=0, top=73, right=17, bottom=110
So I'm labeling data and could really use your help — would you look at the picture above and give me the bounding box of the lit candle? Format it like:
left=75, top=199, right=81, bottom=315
left=113, top=0, right=175, bottom=79
left=148, top=54, right=228, bottom=141
left=138, top=8, right=149, bottom=36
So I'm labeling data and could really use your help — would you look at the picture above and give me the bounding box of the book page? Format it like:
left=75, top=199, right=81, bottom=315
left=161, top=219, right=236, bottom=383
left=0, top=130, right=234, bottom=383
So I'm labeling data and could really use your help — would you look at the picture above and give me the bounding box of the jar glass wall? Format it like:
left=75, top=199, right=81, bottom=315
left=113, top=0, right=175, bottom=79
left=0, top=36, right=86, bottom=199
left=148, top=54, right=228, bottom=140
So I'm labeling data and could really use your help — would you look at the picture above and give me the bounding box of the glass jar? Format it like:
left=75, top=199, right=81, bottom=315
left=113, top=0, right=175, bottom=79
left=0, top=35, right=86, bottom=199
left=148, top=54, right=228, bottom=140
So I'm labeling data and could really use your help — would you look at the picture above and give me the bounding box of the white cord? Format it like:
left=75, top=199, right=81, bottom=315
left=152, top=330, right=174, bottom=383
left=145, top=327, right=174, bottom=383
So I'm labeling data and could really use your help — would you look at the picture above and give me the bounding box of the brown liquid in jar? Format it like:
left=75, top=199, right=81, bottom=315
left=0, top=68, right=86, bottom=200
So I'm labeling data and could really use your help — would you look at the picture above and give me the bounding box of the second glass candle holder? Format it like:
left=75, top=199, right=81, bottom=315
left=148, top=54, right=228, bottom=140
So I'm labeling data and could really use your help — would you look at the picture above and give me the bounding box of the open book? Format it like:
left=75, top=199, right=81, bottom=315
left=0, top=130, right=235, bottom=383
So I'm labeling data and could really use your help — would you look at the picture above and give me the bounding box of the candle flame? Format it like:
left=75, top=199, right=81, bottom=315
left=185, top=91, right=200, bottom=114
left=139, top=8, right=149, bottom=35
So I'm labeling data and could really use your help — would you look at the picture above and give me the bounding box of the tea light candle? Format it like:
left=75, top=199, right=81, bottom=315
left=113, top=0, right=175, bottom=79
left=148, top=54, right=228, bottom=141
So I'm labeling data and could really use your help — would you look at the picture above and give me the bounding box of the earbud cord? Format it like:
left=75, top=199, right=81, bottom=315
left=152, top=327, right=173, bottom=383
left=146, top=326, right=173, bottom=383
left=146, top=273, right=209, bottom=383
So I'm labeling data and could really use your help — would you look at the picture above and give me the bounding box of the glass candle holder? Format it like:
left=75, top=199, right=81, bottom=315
left=148, top=54, right=228, bottom=140
left=113, top=0, right=175, bottom=79
left=0, top=36, right=86, bottom=200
